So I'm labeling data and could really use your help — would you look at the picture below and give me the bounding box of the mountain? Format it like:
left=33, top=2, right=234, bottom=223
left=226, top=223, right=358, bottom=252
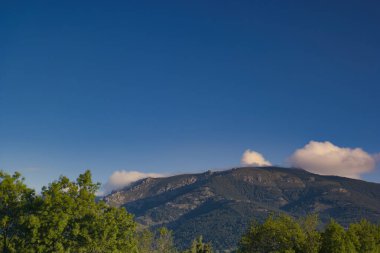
left=104, top=166, right=380, bottom=251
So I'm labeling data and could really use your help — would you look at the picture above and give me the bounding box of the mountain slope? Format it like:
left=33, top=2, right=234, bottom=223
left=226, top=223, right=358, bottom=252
left=104, top=167, right=380, bottom=251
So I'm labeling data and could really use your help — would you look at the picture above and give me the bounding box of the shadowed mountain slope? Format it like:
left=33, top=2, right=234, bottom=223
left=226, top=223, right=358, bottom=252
left=104, top=166, right=380, bottom=251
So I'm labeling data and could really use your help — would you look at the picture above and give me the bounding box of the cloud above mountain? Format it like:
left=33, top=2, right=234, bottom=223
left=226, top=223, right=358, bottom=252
left=289, top=141, right=376, bottom=179
left=103, top=170, right=164, bottom=194
left=241, top=150, right=272, bottom=166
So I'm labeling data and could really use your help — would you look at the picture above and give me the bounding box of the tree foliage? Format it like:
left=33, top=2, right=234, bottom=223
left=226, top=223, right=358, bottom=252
left=0, top=170, right=137, bottom=253
left=320, top=219, right=355, bottom=253
left=238, top=214, right=380, bottom=253
left=238, top=214, right=306, bottom=253
left=298, top=214, right=321, bottom=253
left=1, top=170, right=380, bottom=253
left=136, top=227, right=177, bottom=253
left=0, top=171, right=36, bottom=253
left=136, top=228, right=214, bottom=253
left=346, top=220, right=380, bottom=253
left=183, top=236, right=213, bottom=253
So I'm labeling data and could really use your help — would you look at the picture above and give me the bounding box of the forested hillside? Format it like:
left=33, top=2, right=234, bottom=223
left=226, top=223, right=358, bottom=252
left=1, top=169, right=380, bottom=252
left=104, top=167, right=380, bottom=250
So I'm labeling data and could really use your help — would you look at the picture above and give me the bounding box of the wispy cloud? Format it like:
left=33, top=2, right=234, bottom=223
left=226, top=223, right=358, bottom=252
left=102, top=170, right=164, bottom=195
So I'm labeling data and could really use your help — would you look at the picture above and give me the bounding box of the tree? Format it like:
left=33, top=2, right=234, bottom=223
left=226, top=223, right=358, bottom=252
left=184, top=235, right=213, bottom=253
left=298, top=214, right=321, bottom=253
left=238, top=214, right=306, bottom=253
left=347, top=219, right=380, bottom=253
left=32, top=170, right=138, bottom=252
left=136, top=228, right=154, bottom=253
left=137, top=227, right=178, bottom=253
left=320, top=219, right=355, bottom=253
left=155, top=227, right=177, bottom=253
left=0, top=171, right=36, bottom=253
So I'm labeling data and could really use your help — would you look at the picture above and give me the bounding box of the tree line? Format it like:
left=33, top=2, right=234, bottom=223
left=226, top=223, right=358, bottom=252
left=238, top=213, right=380, bottom=253
left=1, top=170, right=379, bottom=253
left=0, top=170, right=212, bottom=253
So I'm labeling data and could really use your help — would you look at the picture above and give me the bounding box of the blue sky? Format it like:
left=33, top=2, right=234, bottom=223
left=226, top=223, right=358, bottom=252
left=1, top=1, right=380, bottom=190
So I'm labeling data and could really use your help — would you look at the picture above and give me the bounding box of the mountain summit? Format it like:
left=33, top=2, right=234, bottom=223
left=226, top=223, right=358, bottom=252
left=104, top=166, right=380, bottom=250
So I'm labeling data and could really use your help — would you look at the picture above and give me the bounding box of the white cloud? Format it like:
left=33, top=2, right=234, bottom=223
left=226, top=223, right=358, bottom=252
left=241, top=150, right=272, bottom=166
left=373, top=153, right=380, bottom=163
left=289, top=141, right=376, bottom=179
left=102, top=170, right=164, bottom=195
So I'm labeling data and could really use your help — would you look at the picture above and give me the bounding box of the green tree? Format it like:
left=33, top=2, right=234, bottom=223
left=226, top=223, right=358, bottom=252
left=298, top=214, right=321, bottom=253
left=238, top=214, right=306, bottom=253
left=320, top=219, right=355, bottom=253
left=0, top=171, right=36, bottom=253
left=155, top=227, right=177, bottom=253
left=156, top=227, right=177, bottom=253
left=32, top=170, right=138, bottom=252
left=136, top=228, right=154, bottom=253
left=347, top=219, right=380, bottom=253
left=137, top=227, right=178, bottom=253
left=184, top=235, right=213, bottom=253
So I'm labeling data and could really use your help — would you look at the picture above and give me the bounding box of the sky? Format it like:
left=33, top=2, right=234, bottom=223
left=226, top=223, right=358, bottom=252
left=1, top=1, right=380, bottom=192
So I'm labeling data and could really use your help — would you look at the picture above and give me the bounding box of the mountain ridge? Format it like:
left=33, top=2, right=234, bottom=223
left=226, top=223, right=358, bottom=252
left=104, top=166, right=380, bottom=251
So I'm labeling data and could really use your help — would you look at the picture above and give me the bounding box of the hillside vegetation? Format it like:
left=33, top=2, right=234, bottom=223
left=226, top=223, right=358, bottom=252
left=105, top=167, right=380, bottom=250
left=1, top=169, right=380, bottom=252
